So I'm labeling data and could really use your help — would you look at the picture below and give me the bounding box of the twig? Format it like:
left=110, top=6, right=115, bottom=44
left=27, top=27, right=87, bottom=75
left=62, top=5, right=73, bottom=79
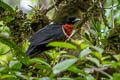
left=85, top=67, right=113, bottom=79
left=52, top=0, right=58, bottom=11
left=112, top=0, right=114, bottom=28
left=65, top=30, right=77, bottom=42
left=44, top=0, right=64, bottom=14
left=28, top=5, right=37, bottom=11
left=100, top=0, right=110, bottom=29
left=103, top=5, right=118, bottom=9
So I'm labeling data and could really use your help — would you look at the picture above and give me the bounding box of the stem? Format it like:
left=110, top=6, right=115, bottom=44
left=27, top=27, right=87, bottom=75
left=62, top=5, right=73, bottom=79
left=112, top=0, right=114, bottom=28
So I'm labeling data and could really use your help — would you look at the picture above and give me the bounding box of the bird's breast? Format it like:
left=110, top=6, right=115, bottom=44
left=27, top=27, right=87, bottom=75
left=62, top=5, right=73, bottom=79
left=63, top=24, right=74, bottom=36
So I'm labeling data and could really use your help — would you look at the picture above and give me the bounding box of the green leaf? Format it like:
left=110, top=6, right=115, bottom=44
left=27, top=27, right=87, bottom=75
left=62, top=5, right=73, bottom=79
left=19, top=56, right=30, bottom=66
left=53, top=59, right=77, bottom=74
left=0, top=36, right=25, bottom=55
left=87, top=57, right=100, bottom=67
left=9, top=61, right=22, bottom=70
left=79, top=48, right=92, bottom=58
left=90, top=29, right=97, bottom=36
left=84, top=33, right=90, bottom=41
left=37, top=77, right=51, bottom=80
left=47, top=42, right=77, bottom=50
left=0, top=67, right=6, bottom=72
left=29, top=58, right=51, bottom=68
left=90, top=46, right=103, bottom=53
left=80, top=43, right=89, bottom=49
left=92, top=52, right=102, bottom=60
left=68, top=66, right=86, bottom=75
left=1, top=75, right=16, bottom=79
left=0, top=0, right=14, bottom=13
left=57, top=78, right=74, bottom=80
left=113, top=73, right=120, bottom=80
left=5, top=16, right=14, bottom=23
left=62, top=55, right=77, bottom=58
left=34, top=65, right=51, bottom=70
left=86, top=75, right=96, bottom=80
left=15, top=71, right=28, bottom=79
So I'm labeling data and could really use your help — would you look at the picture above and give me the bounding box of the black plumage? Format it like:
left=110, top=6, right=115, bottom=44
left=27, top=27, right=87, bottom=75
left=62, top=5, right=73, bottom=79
left=26, top=24, right=64, bottom=55
left=26, top=16, right=80, bottom=56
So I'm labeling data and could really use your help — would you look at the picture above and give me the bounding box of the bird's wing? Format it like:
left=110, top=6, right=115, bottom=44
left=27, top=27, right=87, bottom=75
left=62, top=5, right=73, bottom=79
left=29, top=24, right=65, bottom=46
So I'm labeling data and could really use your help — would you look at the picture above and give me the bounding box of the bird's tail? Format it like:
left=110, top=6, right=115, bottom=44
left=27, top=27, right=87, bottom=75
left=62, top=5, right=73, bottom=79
left=26, top=46, right=36, bottom=56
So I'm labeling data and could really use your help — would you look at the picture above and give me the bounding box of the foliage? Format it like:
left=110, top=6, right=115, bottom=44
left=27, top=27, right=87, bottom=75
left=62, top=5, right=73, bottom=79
left=0, top=0, right=120, bottom=80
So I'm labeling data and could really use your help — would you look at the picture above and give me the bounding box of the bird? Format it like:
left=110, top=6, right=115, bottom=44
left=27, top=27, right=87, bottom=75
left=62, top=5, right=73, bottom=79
left=26, top=16, right=80, bottom=57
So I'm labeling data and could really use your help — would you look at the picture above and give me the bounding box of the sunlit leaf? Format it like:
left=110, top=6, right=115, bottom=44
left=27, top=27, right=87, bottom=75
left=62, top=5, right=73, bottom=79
left=9, top=61, right=22, bottom=70
left=47, top=42, right=77, bottom=50
left=37, top=77, right=51, bottom=80
left=57, top=78, right=73, bottom=80
left=0, top=36, right=25, bottom=55
left=90, top=46, right=103, bottom=54
left=62, top=55, right=77, bottom=58
left=53, top=59, right=77, bottom=74
left=90, top=29, right=97, bottom=36
left=113, top=73, right=120, bottom=80
left=68, top=65, right=86, bottom=75
left=5, top=16, right=14, bottom=23
left=86, top=75, right=96, bottom=80
left=34, top=65, right=51, bottom=70
left=1, top=75, right=16, bottom=79
left=0, top=0, right=14, bottom=13
left=29, top=58, right=51, bottom=67
left=92, top=52, right=102, bottom=60
left=79, top=48, right=92, bottom=58
left=0, top=67, right=6, bottom=72
left=87, top=57, right=100, bottom=67
left=80, top=43, right=89, bottom=49
left=15, top=71, right=28, bottom=79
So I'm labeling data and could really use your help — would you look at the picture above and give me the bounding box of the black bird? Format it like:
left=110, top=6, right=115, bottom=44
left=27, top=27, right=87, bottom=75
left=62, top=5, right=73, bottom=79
left=26, top=16, right=80, bottom=56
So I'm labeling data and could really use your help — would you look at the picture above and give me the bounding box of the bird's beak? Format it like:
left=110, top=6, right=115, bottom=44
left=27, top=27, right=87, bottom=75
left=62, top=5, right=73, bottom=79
left=73, top=18, right=80, bottom=23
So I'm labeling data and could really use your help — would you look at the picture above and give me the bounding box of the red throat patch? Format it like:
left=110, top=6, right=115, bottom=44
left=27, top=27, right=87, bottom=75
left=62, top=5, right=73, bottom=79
left=63, top=24, right=74, bottom=36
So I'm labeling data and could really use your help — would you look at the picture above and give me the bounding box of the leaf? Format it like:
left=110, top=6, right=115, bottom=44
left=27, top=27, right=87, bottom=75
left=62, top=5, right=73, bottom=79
left=5, top=16, right=14, bottom=23
left=62, top=55, right=77, bottom=58
left=53, top=59, right=77, bottom=74
left=68, top=66, right=86, bottom=76
left=19, top=56, right=30, bottom=66
left=37, top=77, right=51, bottom=80
left=0, top=67, right=6, bottom=72
left=80, top=43, right=89, bottom=49
left=0, top=0, right=14, bottom=13
left=1, top=75, right=16, bottom=79
left=0, top=36, right=25, bottom=55
left=90, top=29, right=97, bottom=36
left=84, top=33, right=90, bottom=41
left=34, top=65, right=51, bottom=70
left=86, top=75, right=96, bottom=80
left=57, top=78, right=74, bottom=80
left=92, top=52, right=102, bottom=60
left=79, top=48, right=92, bottom=58
left=90, top=46, right=103, bottom=54
left=47, top=42, right=77, bottom=50
left=9, top=61, right=22, bottom=70
left=15, top=71, right=28, bottom=79
left=29, top=58, right=51, bottom=68
left=87, top=57, right=100, bottom=67
left=113, top=73, right=120, bottom=80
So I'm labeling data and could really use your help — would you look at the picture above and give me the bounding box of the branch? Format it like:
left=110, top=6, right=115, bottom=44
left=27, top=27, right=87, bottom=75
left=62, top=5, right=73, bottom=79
left=44, top=0, right=64, bottom=14
left=100, top=0, right=110, bottom=29
left=112, top=0, right=114, bottom=28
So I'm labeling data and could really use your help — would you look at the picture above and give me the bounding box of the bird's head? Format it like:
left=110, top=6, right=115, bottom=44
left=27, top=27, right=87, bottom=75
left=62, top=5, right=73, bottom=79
left=61, top=16, right=80, bottom=36
left=61, top=16, right=80, bottom=25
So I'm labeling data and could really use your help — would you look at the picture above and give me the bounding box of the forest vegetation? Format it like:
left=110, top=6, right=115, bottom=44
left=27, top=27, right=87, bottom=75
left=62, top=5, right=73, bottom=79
left=0, top=0, right=120, bottom=80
